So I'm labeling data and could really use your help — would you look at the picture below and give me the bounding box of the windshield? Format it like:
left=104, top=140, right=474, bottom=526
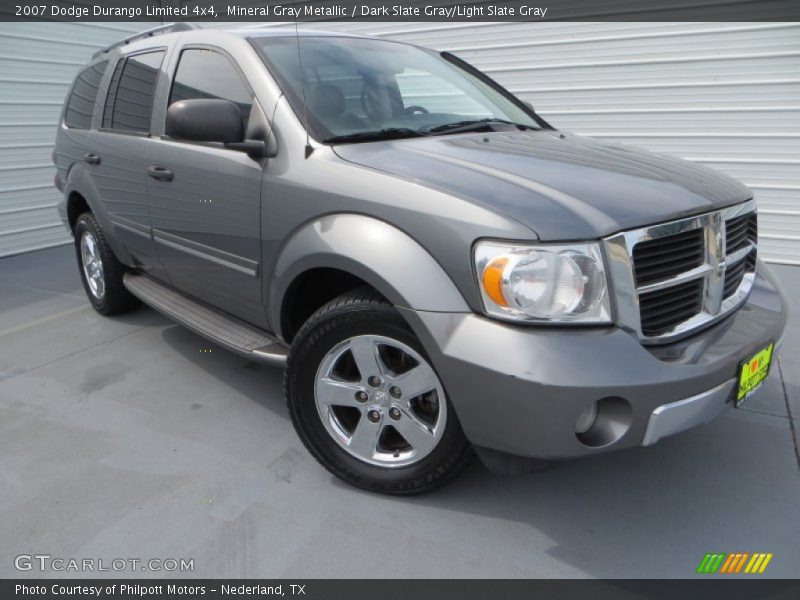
left=250, top=35, right=544, bottom=143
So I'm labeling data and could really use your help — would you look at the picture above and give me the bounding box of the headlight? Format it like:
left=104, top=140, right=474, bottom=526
left=474, top=241, right=612, bottom=323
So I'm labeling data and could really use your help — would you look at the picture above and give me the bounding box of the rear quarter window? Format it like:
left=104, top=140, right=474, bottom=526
left=64, top=61, right=108, bottom=129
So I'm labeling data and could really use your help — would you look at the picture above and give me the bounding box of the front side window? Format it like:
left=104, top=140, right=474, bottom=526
left=251, top=36, right=541, bottom=143
left=64, top=61, right=108, bottom=129
left=103, top=50, right=165, bottom=133
left=169, top=48, right=253, bottom=129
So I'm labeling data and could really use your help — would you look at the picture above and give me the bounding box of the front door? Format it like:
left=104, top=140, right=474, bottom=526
left=147, top=47, right=266, bottom=327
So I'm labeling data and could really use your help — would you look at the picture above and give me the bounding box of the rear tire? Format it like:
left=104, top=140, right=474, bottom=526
left=285, top=287, right=473, bottom=495
left=74, top=212, right=139, bottom=315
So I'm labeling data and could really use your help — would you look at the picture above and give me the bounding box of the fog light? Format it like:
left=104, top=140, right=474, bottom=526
left=575, top=402, right=598, bottom=434
left=575, top=397, right=633, bottom=448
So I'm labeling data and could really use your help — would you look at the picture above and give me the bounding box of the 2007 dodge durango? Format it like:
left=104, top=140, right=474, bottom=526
left=54, top=24, right=788, bottom=494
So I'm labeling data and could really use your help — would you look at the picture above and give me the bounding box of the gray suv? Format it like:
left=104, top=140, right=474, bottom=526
left=54, top=24, right=787, bottom=494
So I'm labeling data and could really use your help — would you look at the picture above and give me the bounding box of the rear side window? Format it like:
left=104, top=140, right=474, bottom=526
left=102, top=59, right=125, bottom=128
left=169, top=49, right=252, bottom=128
left=64, top=61, right=108, bottom=129
left=103, top=50, right=165, bottom=133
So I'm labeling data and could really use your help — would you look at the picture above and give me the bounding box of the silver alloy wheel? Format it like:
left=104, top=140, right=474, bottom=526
left=314, top=334, right=447, bottom=468
left=80, top=231, right=105, bottom=300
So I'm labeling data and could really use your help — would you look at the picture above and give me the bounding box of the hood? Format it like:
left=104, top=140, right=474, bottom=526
left=332, top=130, right=751, bottom=240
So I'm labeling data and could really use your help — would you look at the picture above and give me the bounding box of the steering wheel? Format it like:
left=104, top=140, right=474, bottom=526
left=360, top=86, right=380, bottom=123
left=402, top=105, right=429, bottom=116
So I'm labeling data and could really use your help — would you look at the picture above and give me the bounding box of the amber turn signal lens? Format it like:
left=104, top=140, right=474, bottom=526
left=482, top=256, right=510, bottom=307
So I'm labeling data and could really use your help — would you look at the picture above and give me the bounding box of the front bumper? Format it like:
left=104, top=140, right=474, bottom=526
left=640, top=378, right=736, bottom=446
left=400, top=259, right=787, bottom=459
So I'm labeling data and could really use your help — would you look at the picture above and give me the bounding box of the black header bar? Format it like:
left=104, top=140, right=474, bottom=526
left=2, top=0, right=800, bottom=22
left=4, top=579, right=800, bottom=600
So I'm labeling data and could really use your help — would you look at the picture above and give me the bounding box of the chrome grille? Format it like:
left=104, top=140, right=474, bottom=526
left=725, top=213, right=757, bottom=255
left=633, top=229, right=704, bottom=286
left=604, top=199, right=757, bottom=344
left=723, top=252, right=755, bottom=300
left=639, top=278, right=704, bottom=337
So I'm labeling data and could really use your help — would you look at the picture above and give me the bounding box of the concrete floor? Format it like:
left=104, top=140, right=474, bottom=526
left=1, top=245, right=798, bottom=579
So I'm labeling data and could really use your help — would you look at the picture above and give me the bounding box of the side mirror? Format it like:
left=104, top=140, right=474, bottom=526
left=166, top=99, right=244, bottom=144
left=166, top=98, right=275, bottom=159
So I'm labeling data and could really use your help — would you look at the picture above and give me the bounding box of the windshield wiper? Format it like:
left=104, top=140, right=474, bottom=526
left=423, top=118, right=536, bottom=135
left=323, top=128, right=428, bottom=144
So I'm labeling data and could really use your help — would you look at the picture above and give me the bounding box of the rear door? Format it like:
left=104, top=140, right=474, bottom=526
left=57, top=59, right=108, bottom=211
left=89, top=49, right=166, bottom=270
left=146, top=46, right=266, bottom=327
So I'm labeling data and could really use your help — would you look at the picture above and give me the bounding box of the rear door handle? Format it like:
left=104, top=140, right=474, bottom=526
left=147, top=165, right=174, bottom=182
left=83, top=153, right=101, bottom=165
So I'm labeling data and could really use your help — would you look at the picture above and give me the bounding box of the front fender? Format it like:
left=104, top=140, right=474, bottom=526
left=268, top=214, right=470, bottom=337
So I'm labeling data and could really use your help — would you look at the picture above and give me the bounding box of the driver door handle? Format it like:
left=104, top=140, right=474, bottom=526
left=83, top=153, right=101, bottom=165
left=147, top=165, right=174, bottom=182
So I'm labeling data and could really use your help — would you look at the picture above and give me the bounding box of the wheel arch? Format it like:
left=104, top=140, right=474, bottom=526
left=269, top=214, right=470, bottom=341
left=279, top=267, right=372, bottom=342
left=66, top=191, right=91, bottom=231
left=63, top=164, right=134, bottom=266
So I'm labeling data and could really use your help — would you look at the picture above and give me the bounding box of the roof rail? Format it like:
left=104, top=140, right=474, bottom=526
left=92, top=23, right=200, bottom=58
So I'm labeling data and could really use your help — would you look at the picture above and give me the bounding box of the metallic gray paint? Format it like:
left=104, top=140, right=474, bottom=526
left=333, top=131, right=752, bottom=241
left=147, top=135, right=267, bottom=326
left=89, top=131, right=158, bottom=264
left=397, top=262, right=786, bottom=458
left=268, top=213, right=470, bottom=335
left=261, top=98, right=534, bottom=323
left=61, top=144, right=135, bottom=267
left=55, top=27, right=789, bottom=463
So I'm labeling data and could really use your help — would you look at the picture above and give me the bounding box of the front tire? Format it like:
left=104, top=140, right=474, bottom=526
left=285, top=288, right=473, bottom=494
left=73, top=212, right=139, bottom=315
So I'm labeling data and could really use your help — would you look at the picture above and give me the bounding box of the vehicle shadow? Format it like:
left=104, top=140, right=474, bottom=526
left=155, top=313, right=798, bottom=578
left=331, top=373, right=798, bottom=578
left=158, top=322, right=289, bottom=421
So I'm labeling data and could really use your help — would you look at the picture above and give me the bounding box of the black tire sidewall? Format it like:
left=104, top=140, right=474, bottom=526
left=74, top=214, right=110, bottom=313
left=73, top=212, right=137, bottom=315
left=287, top=300, right=471, bottom=494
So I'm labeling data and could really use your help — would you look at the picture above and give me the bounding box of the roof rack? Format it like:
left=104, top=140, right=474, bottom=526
left=92, top=23, right=200, bottom=58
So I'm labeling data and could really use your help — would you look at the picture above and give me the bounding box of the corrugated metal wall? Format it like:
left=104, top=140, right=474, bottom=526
left=262, top=21, right=800, bottom=265
left=0, top=22, right=144, bottom=257
left=1, top=22, right=798, bottom=263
